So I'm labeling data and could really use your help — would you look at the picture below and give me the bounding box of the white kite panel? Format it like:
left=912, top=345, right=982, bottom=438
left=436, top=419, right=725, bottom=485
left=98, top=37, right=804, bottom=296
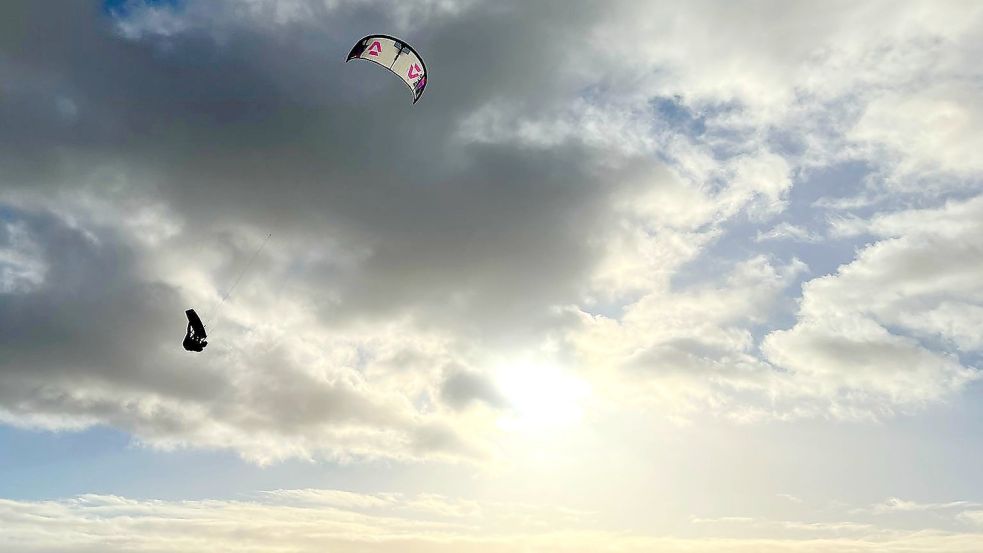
left=390, top=49, right=426, bottom=95
left=355, top=36, right=399, bottom=69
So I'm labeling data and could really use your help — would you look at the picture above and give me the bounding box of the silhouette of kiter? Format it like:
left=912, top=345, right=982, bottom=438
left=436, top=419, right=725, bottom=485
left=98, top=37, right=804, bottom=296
left=183, top=309, right=208, bottom=352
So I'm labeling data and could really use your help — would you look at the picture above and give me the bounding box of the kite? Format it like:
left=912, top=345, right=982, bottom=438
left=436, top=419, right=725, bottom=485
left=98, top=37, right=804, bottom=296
left=346, top=34, right=428, bottom=103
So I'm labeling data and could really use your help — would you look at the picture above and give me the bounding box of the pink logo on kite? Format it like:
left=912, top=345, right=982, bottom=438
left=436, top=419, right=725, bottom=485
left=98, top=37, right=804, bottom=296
left=407, top=64, right=422, bottom=79
left=368, top=41, right=382, bottom=56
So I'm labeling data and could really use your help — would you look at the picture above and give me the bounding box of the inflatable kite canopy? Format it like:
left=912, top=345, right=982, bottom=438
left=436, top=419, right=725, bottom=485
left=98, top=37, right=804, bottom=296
left=185, top=309, right=207, bottom=339
left=346, top=34, right=428, bottom=103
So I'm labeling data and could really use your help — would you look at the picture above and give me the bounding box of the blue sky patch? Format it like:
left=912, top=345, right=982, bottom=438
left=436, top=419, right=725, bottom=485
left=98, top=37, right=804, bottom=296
left=103, top=0, right=182, bottom=17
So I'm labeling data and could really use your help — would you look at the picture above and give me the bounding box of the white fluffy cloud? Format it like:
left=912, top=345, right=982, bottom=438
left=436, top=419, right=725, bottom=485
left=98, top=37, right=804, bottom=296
left=764, top=196, right=983, bottom=417
left=570, top=255, right=807, bottom=421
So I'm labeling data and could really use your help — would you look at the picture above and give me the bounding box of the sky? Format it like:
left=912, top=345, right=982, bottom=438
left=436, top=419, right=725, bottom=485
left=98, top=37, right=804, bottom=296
left=1, top=0, right=983, bottom=551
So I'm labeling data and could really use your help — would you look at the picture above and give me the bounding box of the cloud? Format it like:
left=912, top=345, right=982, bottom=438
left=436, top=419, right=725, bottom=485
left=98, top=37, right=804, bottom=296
left=850, top=82, right=983, bottom=190
left=0, top=204, right=500, bottom=464
left=690, top=515, right=876, bottom=535
left=863, top=497, right=981, bottom=515
left=0, top=0, right=616, bottom=462
left=3, top=491, right=983, bottom=553
left=0, top=218, right=47, bottom=293
left=763, top=196, right=983, bottom=417
left=756, top=223, right=821, bottom=243
left=959, top=511, right=983, bottom=527
left=1, top=0, right=982, bottom=462
left=440, top=366, right=506, bottom=410
left=570, top=255, right=808, bottom=421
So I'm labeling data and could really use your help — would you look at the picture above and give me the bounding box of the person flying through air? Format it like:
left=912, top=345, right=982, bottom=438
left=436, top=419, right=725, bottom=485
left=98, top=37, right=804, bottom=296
left=183, top=309, right=208, bottom=352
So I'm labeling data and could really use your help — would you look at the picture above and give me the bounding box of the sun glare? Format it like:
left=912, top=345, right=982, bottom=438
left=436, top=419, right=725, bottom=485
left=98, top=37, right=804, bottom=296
left=496, top=360, right=590, bottom=433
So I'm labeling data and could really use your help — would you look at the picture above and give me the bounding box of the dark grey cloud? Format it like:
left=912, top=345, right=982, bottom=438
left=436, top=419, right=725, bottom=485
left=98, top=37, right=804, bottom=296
left=0, top=0, right=632, bottom=459
left=0, top=0, right=617, bottom=341
left=440, top=365, right=505, bottom=410
left=0, top=203, right=479, bottom=461
left=0, top=206, right=215, bottom=402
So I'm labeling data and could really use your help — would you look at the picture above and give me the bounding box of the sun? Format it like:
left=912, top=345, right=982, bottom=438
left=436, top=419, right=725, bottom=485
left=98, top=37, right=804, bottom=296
left=495, top=359, right=590, bottom=433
